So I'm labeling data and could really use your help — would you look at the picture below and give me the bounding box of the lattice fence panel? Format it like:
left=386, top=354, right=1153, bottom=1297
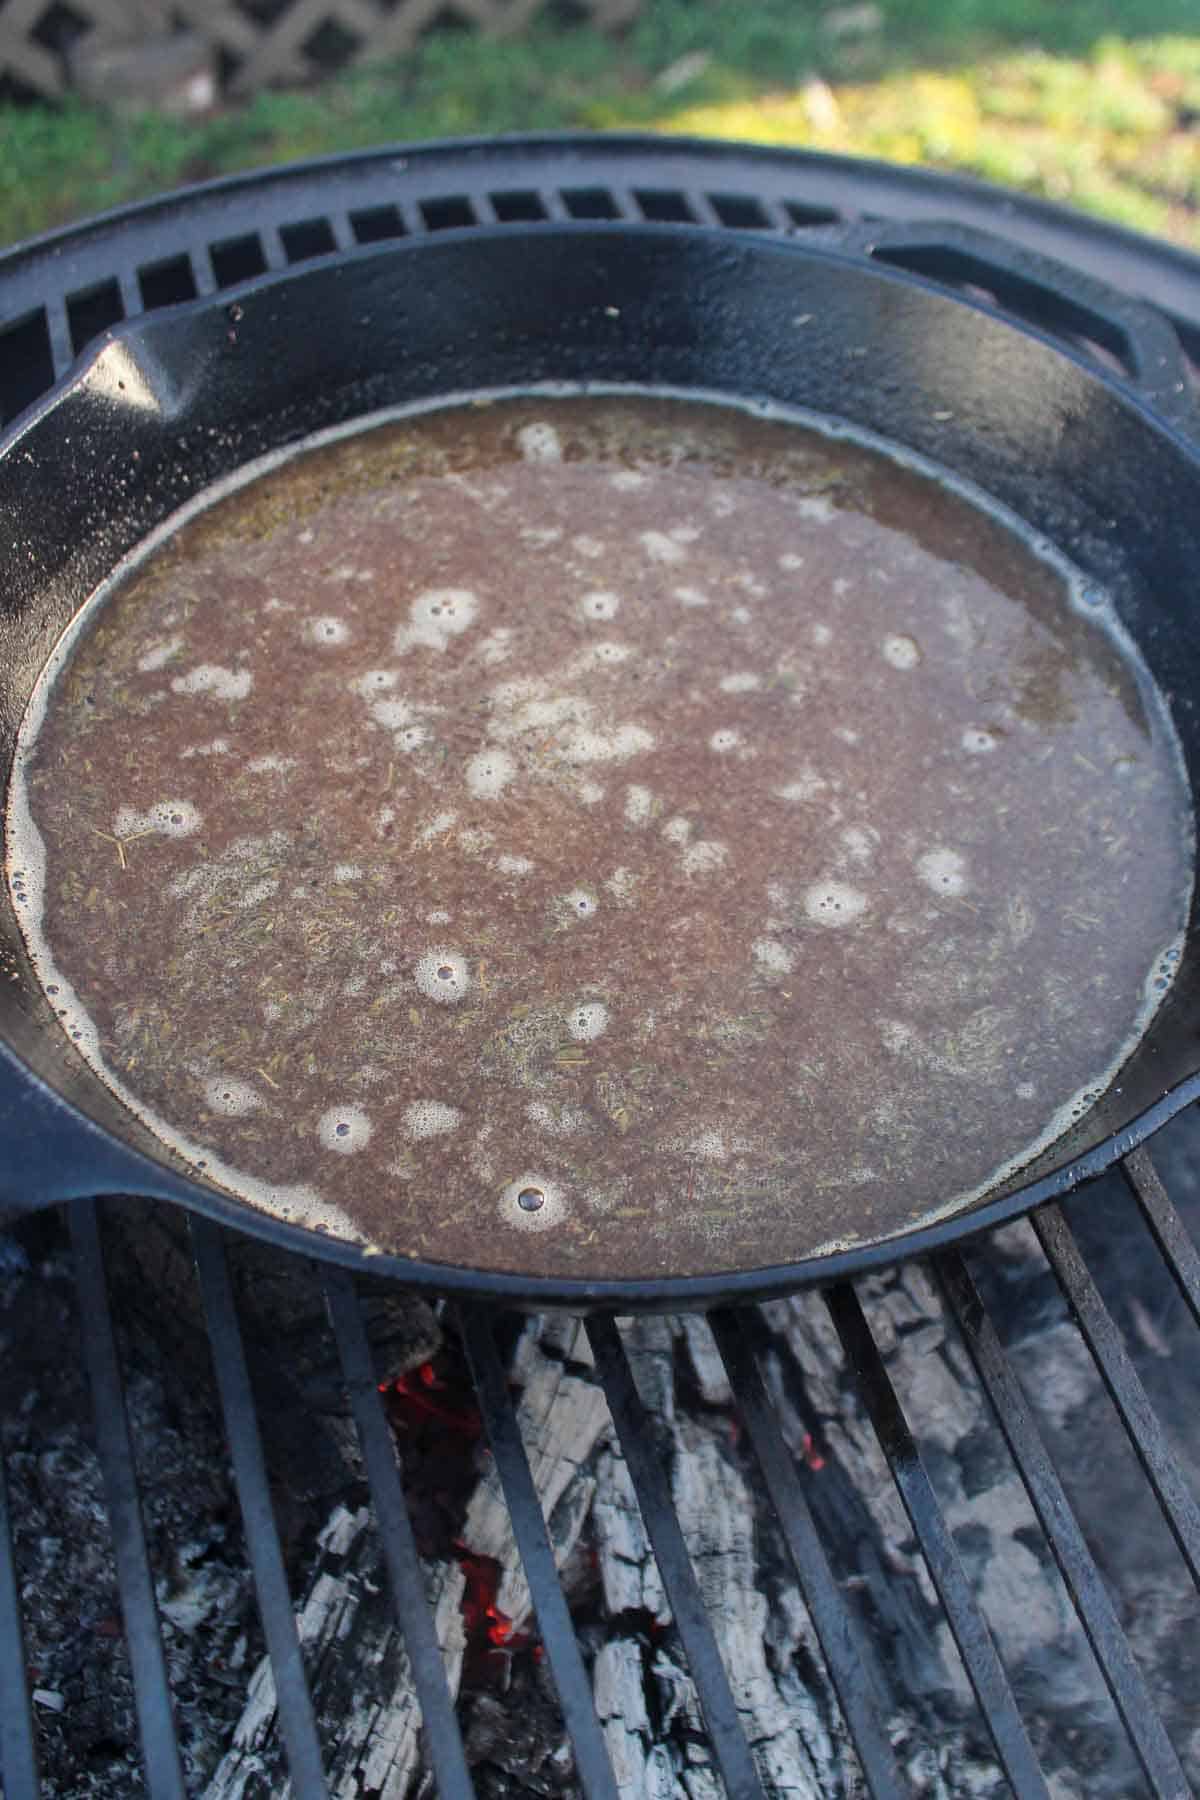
left=0, top=0, right=642, bottom=99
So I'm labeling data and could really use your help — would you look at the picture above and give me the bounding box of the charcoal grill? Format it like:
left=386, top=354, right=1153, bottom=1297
left=0, top=136, right=1198, bottom=1798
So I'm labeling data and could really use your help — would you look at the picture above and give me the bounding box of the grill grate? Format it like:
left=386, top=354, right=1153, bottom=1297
left=5, top=135, right=1200, bottom=432
left=1, top=140, right=1199, bottom=1797
left=1, top=1150, right=1197, bottom=1796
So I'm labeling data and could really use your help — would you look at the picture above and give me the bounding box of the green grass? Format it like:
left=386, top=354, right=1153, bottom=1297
left=2, top=2, right=1199, bottom=249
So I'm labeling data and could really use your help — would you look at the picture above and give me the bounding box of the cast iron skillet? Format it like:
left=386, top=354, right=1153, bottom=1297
left=2, top=216, right=1200, bottom=1307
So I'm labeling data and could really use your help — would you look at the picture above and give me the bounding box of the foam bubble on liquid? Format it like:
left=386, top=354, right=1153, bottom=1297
left=138, top=635, right=183, bottom=673
left=560, top=889, right=598, bottom=921
left=962, top=728, right=998, bottom=754
left=478, top=628, right=513, bottom=665
left=333, top=864, right=363, bottom=883
left=369, top=699, right=428, bottom=752
left=579, top=591, right=620, bottom=622
left=719, top=672, right=762, bottom=693
left=498, top=1172, right=567, bottom=1232
left=238, top=878, right=277, bottom=908
left=587, top=642, right=633, bottom=667
left=605, top=867, right=638, bottom=901
left=350, top=669, right=398, bottom=697
left=526, top=1101, right=588, bottom=1138
left=403, top=1100, right=461, bottom=1140
left=610, top=470, right=645, bottom=491
left=882, top=634, right=921, bottom=670
left=811, top=624, right=833, bottom=648
left=778, top=553, right=805, bottom=572
left=171, top=664, right=253, bottom=701
left=305, top=615, right=350, bottom=647
left=414, top=948, right=470, bottom=1003
left=521, top=526, right=562, bottom=549
left=466, top=747, right=516, bottom=800
left=369, top=698, right=414, bottom=734
left=624, top=785, right=653, bottom=826
left=496, top=853, right=534, bottom=876
left=558, top=722, right=654, bottom=765
left=493, top=688, right=553, bottom=736
left=662, top=816, right=692, bottom=847
left=180, top=738, right=229, bottom=759
left=1016, top=1082, right=1036, bottom=1101
left=641, top=530, right=687, bottom=565
left=247, top=754, right=295, bottom=774
left=917, top=848, right=968, bottom=897
left=573, top=536, right=605, bottom=560
left=578, top=780, right=605, bottom=805
left=567, top=1001, right=609, bottom=1042
left=316, top=1104, right=372, bottom=1155
left=674, top=586, right=710, bottom=608
left=395, top=588, right=479, bottom=655
left=204, top=1076, right=262, bottom=1117
left=669, top=1128, right=729, bottom=1163
left=775, top=769, right=828, bottom=803
left=753, top=938, right=796, bottom=974
left=841, top=826, right=878, bottom=866
left=681, top=841, right=729, bottom=876
left=731, top=606, right=753, bottom=625
left=709, top=728, right=743, bottom=755
left=114, top=799, right=202, bottom=839
left=804, top=881, right=869, bottom=927
left=517, top=422, right=563, bottom=463
left=418, top=810, right=458, bottom=844
left=795, top=494, right=836, bottom=522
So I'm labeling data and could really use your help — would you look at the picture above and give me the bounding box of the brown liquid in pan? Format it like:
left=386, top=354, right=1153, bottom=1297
left=7, top=395, right=1193, bottom=1278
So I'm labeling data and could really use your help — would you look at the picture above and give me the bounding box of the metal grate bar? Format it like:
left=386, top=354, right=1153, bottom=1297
left=935, top=1248, right=1192, bottom=1800
left=43, top=299, right=74, bottom=383
left=188, top=1216, right=330, bottom=1799
left=0, top=1440, right=39, bottom=1800
left=259, top=223, right=290, bottom=270
left=825, top=1282, right=1052, bottom=1800
left=67, top=1200, right=187, bottom=1800
left=326, top=212, right=357, bottom=253
left=586, top=1313, right=769, bottom=1800
left=707, top=1307, right=905, bottom=1800
left=686, top=191, right=724, bottom=227
left=1032, top=1203, right=1200, bottom=1587
left=188, top=244, right=219, bottom=297
left=322, top=1268, right=476, bottom=1800
left=1122, top=1145, right=1200, bottom=1328
left=604, top=187, right=650, bottom=221
left=458, top=1305, right=620, bottom=1800
left=116, top=270, right=141, bottom=325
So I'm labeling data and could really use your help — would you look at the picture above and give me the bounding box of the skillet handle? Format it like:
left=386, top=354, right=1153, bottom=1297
left=837, top=218, right=1200, bottom=441
left=0, top=1051, right=193, bottom=1213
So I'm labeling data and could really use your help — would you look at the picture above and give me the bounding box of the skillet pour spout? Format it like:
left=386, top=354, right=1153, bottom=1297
left=2, top=213, right=1200, bottom=1309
